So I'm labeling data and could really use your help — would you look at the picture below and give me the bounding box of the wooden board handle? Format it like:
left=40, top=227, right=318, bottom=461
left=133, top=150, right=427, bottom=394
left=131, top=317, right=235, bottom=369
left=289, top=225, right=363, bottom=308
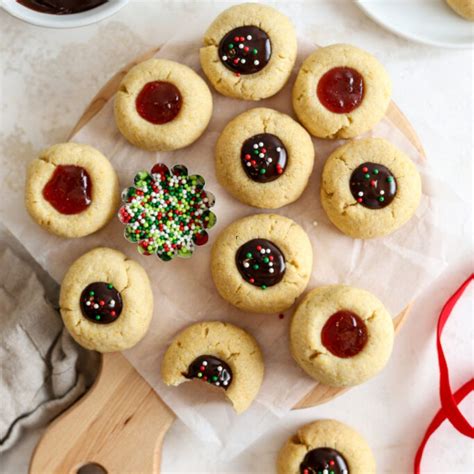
left=29, top=352, right=175, bottom=474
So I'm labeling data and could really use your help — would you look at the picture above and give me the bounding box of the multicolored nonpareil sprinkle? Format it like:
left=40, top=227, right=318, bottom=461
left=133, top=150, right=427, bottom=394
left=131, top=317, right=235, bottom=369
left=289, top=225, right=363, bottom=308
left=118, top=164, right=216, bottom=261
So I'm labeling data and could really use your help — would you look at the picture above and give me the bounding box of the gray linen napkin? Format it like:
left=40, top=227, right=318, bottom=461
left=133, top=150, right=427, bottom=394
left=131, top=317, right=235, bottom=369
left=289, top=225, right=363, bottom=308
left=0, top=246, right=99, bottom=452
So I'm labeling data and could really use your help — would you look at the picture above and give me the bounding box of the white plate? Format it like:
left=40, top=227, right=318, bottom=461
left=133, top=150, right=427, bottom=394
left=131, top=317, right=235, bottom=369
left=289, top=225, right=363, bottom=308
left=357, top=0, right=473, bottom=49
left=2, top=0, right=129, bottom=28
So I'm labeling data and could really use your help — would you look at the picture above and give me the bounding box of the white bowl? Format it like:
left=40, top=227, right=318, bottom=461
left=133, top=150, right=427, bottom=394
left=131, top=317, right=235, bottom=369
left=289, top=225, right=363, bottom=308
left=2, top=0, right=129, bottom=28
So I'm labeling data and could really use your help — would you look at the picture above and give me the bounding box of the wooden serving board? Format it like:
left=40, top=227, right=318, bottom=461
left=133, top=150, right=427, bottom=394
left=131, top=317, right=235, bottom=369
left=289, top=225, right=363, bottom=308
left=29, top=48, right=424, bottom=473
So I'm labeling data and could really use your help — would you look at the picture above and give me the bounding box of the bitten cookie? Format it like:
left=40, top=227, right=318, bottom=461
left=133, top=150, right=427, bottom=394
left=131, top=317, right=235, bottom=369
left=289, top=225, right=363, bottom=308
left=25, top=143, right=119, bottom=238
left=320, top=137, right=422, bottom=239
left=200, top=3, right=297, bottom=100
left=290, top=285, right=394, bottom=387
left=161, top=321, right=264, bottom=413
left=215, top=108, right=314, bottom=208
left=292, top=44, right=392, bottom=138
left=59, top=247, right=153, bottom=352
left=211, top=214, right=313, bottom=314
left=277, top=419, right=376, bottom=474
left=114, top=59, right=213, bottom=151
left=446, top=0, right=474, bottom=20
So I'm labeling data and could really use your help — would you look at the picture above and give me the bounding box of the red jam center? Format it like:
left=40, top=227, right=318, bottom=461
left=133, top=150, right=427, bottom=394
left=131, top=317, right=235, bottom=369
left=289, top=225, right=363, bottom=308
left=135, top=81, right=182, bottom=125
left=43, top=165, right=92, bottom=215
left=317, top=67, right=364, bottom=114
left=321, top=310, right=368, bottom=358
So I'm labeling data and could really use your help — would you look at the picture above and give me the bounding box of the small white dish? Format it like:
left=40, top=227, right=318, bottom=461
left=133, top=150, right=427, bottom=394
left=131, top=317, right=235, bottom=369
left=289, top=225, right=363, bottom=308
left=357, top=0, right=473, bottom=49
left=2, top=0, right=129, bottom=29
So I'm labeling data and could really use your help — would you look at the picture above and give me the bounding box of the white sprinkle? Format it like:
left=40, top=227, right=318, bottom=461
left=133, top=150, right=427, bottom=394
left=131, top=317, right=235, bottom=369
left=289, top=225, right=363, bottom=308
left=243, top=262, right=250, bottom=268
left=259, top=153, right=264, bottom=158
left=85, top=301, right=91, bottom=306
left=258, top=142, right=264, bottom=147
left=246, top=162, right=251, bottom=167
left=380, top=190, right=385, bottom=195
left=239, top=43, right=244, bottom=49
left=276, top=147, right=281, bottom=152
left=260, top=249, right=266, bottom=254
left=268, top=158, right=273, bottom=163
left=109, top=300, right=115, bottom=308
left=358, top=191, right=364, bottom=197
left=222, top=55, right=228, bottom=61
left=215, top=382, right=220, bottom=386
left=253, top=144, right=258, bottom=149
left=202, top=361, right=208, bottom=366
left=269, top=268, right=274, bottom=274
left=93, top=304, right=99, bottom=309
left=254, top=60, right=260, bottom=66
left=246, top=35, right=252, bottom=40
left=217, top=366, right=222, bottom=371
left=223, top=381, right=229, bottom=386
left=241, top=59, right=246, bottom=64
left=269, top=262, right=273, bottom=267
left=266, top=249, right=271, bottom=254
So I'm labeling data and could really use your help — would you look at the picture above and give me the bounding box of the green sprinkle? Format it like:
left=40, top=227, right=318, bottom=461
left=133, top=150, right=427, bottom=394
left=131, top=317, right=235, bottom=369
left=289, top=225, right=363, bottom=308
left=228, top=43, right=234, bottom=49
left=95, top=315, right=101, bottom=320
left=89, top=291, right=95, bottom=296
left=263, top=257, right=269, bottom=263
left=197, top=372, right=203, bottom=378
left=373, top=169, right=379, bottom=175
left=253, top=149, right=259, bottom=155
left=387, top=176, right=394, bottom=182
left=364, top=173, right=370, bottom=179
left=259, top=169, right=266, bottom=175
left=379, top=196, right=385, bottom=202
left=253, top=48, right=258, bottom=54
left=107, top=284, right=113, bottom=289
left=212, top=376, right=218, bottom=381
left=253, top=264, right=260, bottom=270
left=261, top=284, right=267, bottom=290
left=246, top=252, right=253, bottom=259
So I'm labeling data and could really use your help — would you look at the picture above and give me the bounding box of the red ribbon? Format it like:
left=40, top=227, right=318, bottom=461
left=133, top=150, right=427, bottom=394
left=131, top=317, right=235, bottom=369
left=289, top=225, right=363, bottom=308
left=414, top=274, right=474, bottom=473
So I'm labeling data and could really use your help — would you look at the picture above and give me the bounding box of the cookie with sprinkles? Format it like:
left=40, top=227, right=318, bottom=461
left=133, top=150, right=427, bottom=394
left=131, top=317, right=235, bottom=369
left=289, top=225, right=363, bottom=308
left=321, top=138, right=421, bottom=239
left=161, top=321, right=264, bottom=413
left=216, top=108, right=314, bottom=209
left=211, top=214, right=313, bottom=314
left=200, top=3, right=297, bottom=100
left=277, top=420, right=376, bottom=474
left=59, top=247, right=153, bottom=352
left=118, top=163, right=216, bottom=261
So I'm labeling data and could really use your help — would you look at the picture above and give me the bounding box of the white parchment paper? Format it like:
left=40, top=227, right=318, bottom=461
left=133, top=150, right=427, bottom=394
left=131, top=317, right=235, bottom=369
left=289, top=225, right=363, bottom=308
left=2, top=29, right=453, bottom=458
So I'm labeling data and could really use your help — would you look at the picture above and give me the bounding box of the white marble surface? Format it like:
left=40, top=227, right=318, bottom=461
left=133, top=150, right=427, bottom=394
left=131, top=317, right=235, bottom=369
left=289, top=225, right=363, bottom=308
left=0, top=0, right=473, bottom=472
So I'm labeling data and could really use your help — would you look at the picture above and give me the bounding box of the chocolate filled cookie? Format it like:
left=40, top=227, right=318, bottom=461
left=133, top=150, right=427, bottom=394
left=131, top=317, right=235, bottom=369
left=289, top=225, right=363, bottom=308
left=114, top=59, right=212, bottom=151
left=293, top=44, right=392, bottom=138
left=211, top=214, right=313, bottom=314
left=161, top=321, right=264, bottom=413
left=320, top=137, right=422, bottom=239
left=25, top=143, right=119, bottom=238
left=215, top=108, right=314, bottom=208
left=200, top=3, right=297, bottom=100
left=290, top=285, right=394, bottom=387
left=278, top=419, right=376, bottom=474
left=59, top=247, right=153, bottom=352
